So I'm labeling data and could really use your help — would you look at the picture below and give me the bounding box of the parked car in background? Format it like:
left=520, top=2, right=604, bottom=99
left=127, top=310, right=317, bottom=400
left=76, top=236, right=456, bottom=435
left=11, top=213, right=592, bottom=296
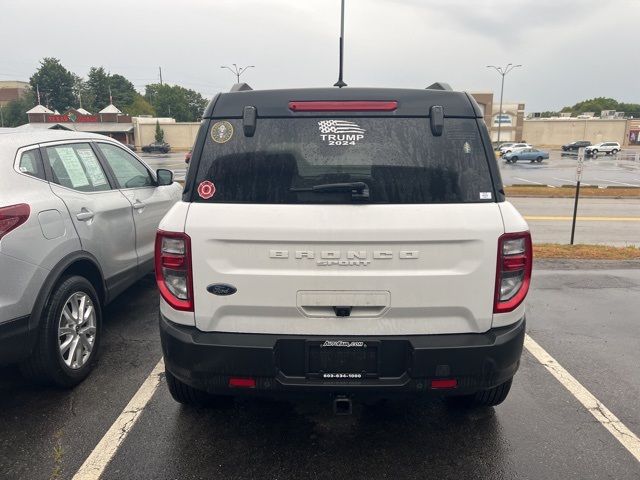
left=503, top=147, right=549, bottom=163
left=496, top=142, right=515, bottom=151
left=125, top=143, right=137, bottom=152
left=142, top=142, right=171, bottom=154
left=0, top=131, right=182, bottom=386
left=499, top=143, right=532, bottom=155
left=561, top=140, right=591, bottom=151
left=185, top=149, right=192, bottom=164
left=585, top=142, right=621, bottom=156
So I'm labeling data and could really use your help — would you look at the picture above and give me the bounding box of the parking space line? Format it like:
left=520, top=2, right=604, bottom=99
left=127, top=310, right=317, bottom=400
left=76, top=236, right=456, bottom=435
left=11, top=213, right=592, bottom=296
left=72, top=359, right=164, bottom=480
left=553, top=177, right=577, bottom=185
left=524, top=335, right=640, bottom=463
left=594, top=178, right=640, bottom=187
left=514, top=177, right=544, bottom=185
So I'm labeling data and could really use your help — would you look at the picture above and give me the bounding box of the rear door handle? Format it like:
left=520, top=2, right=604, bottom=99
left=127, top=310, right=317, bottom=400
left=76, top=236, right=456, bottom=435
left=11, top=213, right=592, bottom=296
left=133, top=200, right=145, bottom=210
left=76, top=210, right=94, bottom=221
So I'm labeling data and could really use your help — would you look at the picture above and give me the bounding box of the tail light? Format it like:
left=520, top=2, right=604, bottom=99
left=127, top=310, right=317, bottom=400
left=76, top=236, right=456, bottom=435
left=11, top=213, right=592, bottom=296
left=288, top=100, right=398, bottom=112
left=494, top=231, right=532, bottom=313
left=155, top=230, right=193, bottom=311
left=0, top=204, right=30, bottom=241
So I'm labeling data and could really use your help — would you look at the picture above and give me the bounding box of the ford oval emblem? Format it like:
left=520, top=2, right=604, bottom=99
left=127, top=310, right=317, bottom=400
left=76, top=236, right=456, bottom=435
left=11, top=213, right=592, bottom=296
left=207, top=283, right=237, bottom=296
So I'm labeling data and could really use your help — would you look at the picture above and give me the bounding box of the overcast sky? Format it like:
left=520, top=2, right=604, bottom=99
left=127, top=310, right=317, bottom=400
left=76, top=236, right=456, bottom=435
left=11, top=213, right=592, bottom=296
left=0, top=0, right=637, bottom=112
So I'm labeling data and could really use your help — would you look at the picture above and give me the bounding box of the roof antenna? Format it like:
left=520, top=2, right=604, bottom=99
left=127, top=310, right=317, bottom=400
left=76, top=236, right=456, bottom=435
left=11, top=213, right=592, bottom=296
left=333, top=0, right=347, bottom=88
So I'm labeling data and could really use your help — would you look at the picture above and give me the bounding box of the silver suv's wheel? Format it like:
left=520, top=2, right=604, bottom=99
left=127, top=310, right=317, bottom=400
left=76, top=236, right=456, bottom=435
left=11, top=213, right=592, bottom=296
left=58, top=292, right=97, bottom=369
left=21, top=275, right=102, bottom=387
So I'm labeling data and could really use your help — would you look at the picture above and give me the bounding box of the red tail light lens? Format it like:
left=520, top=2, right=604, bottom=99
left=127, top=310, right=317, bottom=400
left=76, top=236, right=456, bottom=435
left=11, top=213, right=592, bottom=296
left=229, top=377, right=256, bottom=388
left=431, top=379, right=458, bottom=389
left=155, top=230, right=193, bottom=311
left=0, top=204, right=30, bottom=241
left=494, top=232, right=533, bottom=313
left=288, top=101, right=398, bottom=112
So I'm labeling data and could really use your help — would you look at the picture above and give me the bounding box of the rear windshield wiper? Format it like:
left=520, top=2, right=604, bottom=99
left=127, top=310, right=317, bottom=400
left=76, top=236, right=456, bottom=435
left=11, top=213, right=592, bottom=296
left=290, top=182, right=370, bottom=201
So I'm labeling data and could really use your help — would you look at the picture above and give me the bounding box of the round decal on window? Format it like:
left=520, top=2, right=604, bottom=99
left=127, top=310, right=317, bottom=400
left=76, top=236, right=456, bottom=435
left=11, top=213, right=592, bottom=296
left=197, top=181, right=216, bottom=199
left=211, top=121, right=234, bottom=144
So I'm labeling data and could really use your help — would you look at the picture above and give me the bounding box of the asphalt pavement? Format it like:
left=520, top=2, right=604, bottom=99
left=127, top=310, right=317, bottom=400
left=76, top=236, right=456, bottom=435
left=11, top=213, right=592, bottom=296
left=1, top=265, right=639, bottom=479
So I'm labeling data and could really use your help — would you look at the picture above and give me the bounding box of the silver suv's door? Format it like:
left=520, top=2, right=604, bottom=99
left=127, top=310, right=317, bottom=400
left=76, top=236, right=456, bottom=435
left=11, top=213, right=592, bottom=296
left=95, top=142, right=176, bottom=269
left=42, top=142, right=137, bottom=292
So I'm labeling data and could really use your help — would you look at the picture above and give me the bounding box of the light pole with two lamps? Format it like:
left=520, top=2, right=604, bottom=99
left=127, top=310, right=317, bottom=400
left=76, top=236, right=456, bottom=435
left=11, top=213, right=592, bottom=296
left=220, top=64, right=255, bottom=84
left=486, top=63, right=522, bottom=144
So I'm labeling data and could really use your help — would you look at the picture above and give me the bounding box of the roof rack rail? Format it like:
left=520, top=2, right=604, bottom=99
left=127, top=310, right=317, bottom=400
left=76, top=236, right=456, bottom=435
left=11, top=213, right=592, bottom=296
left=426, top=82, right=453, bottom=91
left=230, top=83, right=253, bottom=92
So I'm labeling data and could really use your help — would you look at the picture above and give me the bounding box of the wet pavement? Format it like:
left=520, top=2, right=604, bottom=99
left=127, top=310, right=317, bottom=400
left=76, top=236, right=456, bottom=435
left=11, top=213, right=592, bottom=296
left=1, top=266, right=639, bottom=480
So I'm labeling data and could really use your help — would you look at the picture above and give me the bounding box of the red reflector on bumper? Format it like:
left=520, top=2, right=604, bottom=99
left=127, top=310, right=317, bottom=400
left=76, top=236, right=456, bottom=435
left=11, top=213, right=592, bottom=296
left=431, top=379, right=457, bottom=389
left=229, top=377, right=256, bottom=388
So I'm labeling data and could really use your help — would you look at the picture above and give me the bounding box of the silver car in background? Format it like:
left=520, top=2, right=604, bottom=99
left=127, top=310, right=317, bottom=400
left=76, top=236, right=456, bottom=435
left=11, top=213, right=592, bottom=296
left=0, top=131, right=182, bottom=386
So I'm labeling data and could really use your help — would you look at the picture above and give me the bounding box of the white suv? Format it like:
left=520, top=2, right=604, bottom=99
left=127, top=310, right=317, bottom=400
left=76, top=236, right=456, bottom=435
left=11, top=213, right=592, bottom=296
left=157, top=85, right=531, bottom=411
left=499, top=143, right=531, bottom=155
left=585, top=142, right=621, bottom=156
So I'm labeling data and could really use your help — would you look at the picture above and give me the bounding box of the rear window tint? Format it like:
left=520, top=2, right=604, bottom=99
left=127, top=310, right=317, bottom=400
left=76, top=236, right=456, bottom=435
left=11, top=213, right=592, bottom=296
left=193, top=117, right=494, bottom=204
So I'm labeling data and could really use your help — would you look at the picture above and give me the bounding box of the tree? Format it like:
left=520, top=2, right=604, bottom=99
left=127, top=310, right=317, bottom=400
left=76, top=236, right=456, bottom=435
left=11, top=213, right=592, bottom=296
left=29, top=58, right=76, bottom=112
left=86, top=67, right=137, bottom=112
left=145, top=84, right=208, bottom=121
left=560, top=97, right=640, bottom=117
left=1, top=90, right=36, bottom=127
left=122, top=94, right=156, bottom=117
left=155, top=121, right=165, bottom=143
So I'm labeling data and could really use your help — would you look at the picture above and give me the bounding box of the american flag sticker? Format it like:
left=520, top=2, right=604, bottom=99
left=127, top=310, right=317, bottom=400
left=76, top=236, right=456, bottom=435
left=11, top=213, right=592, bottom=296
left=318, top=120, right=366, bottom=145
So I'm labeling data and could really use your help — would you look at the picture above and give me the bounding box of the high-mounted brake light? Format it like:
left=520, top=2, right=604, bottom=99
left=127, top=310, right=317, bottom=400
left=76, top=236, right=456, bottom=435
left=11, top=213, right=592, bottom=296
left=494, top=232, right=533, bottom=313
left=0, top=204, right=30, bottom=241
left=288, top=101, right=398, bottom=112
left=155, top=230, right=194, bottom=311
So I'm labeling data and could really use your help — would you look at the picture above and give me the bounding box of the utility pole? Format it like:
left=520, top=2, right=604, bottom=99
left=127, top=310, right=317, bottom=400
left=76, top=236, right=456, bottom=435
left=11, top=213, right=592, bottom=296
left=159, top=66, right=163, bottom=86
left=220, top=64, right=255, bottom=84
left=486, top=64, right=522, bottom=144
left=334, top=0, right=347, bottom=88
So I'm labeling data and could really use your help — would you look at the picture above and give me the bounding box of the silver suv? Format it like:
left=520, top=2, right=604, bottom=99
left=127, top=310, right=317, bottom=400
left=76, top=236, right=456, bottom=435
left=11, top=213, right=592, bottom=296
left=0, top=131, right=182, bottom=386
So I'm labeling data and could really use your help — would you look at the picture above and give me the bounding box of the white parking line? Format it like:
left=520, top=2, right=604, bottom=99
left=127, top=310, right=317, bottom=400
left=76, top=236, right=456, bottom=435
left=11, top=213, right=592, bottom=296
left=594, top=178, right=640, bottom=187
left=72, top=359, right=165, bottom=480
left=553, top=177, right=577, bottom=185
left=524, top=335, right=640, bottom=463
left=514, top=177, right=544, bottom=185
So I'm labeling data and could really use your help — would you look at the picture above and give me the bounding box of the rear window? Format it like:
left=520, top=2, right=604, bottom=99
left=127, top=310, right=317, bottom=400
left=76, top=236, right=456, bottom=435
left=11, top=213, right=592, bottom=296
left=192, top=117, right=495, bottom=204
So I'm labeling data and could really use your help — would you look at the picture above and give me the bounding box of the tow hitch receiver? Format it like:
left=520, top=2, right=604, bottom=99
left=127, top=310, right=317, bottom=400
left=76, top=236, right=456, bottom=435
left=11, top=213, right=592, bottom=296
left=333, top=396, right=353, bottom=415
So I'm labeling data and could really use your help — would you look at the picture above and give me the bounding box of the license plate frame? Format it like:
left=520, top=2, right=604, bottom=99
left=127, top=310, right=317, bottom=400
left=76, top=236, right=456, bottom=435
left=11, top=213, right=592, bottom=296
left=305, top=340, right=380, bottom=380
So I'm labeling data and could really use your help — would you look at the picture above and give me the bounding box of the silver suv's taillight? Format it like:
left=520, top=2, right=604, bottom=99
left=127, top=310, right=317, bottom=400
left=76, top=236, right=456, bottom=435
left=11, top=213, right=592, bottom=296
left=494, top=231, right=532, bottom=313
left=155, top=230, right=193, bottom=311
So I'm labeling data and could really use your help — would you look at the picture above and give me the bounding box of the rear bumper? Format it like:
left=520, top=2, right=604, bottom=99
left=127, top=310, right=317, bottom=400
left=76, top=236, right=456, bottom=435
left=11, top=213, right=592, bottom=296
left=160, top=314, right=525, bottom=399
left=0, top=315, right=30, bottom=365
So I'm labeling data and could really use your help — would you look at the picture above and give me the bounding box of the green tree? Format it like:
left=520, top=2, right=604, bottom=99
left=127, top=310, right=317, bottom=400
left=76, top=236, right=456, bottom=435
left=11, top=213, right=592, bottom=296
left=29, top=58, right=76, bottom=112
left=145, top=84, right=208, bottom=121
left=122, top=94, right=156, bottom=117
left=560, top=97, right=640, bottom=117
left=155, top=121, right=165, bottom=143
left=1, top=90, right=36, bottom=127
left=86, top=67, right=137, bottom=112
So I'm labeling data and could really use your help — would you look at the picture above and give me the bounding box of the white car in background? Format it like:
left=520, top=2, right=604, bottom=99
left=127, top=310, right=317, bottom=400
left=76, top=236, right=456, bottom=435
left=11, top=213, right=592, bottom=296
left=585, top=142, right=621, bottom=156
left=499, top=143, right=532, bottom=155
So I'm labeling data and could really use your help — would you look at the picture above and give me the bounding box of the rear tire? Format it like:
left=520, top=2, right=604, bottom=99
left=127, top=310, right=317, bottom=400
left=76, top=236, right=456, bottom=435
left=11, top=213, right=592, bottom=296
left=611, top=149, right=618, bottom=155
left=591, top=149, right=598, bottom=156
left=447, top=378, right=513, bottom=408
left=20, top=276, right=102, bottom=388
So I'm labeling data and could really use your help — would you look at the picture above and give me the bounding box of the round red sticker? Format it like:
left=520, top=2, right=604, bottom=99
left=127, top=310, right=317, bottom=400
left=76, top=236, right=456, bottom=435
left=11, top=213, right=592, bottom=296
left=197, top=181, right=216, bottom=199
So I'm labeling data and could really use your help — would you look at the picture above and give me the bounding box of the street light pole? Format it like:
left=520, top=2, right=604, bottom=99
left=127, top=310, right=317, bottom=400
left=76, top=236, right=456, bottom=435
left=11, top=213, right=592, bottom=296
left=220, top=64, right=255, bottom=84
left=486, top=63, right=522, bottom=144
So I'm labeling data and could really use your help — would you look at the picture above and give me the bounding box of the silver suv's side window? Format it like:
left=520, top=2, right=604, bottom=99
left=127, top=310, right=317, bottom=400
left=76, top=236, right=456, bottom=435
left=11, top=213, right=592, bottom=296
left=19, top=149, right=45, bottom=180
left=97, top=143, right=154, bottom=189
left=45, top=143, right=111, bottom=192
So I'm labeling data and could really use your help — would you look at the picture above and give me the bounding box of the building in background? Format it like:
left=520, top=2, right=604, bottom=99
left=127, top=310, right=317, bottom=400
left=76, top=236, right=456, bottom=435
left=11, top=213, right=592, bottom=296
left=470, top=92, right=525, bottom=142
left=18, top=103, right=135, bottom=144
left=0, top=81, right=29, bottom=107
